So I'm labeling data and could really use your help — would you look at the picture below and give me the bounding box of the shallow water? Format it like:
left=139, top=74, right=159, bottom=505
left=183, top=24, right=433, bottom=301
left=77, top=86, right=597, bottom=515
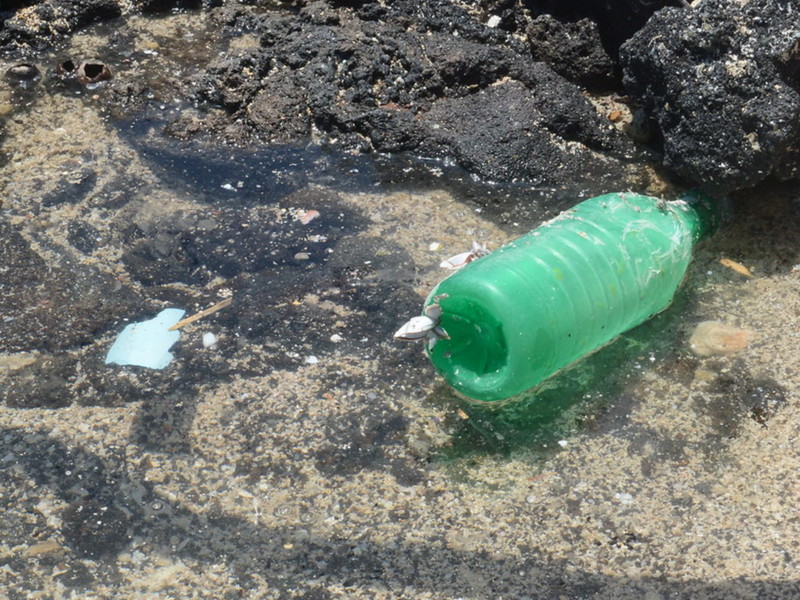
left=2, top=10, right=800, bottom=600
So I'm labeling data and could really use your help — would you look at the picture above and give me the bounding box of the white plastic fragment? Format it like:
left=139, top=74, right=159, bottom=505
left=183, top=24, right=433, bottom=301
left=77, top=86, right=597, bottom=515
left=304, top=355, right=319, bottom=365
left=105, top=308, right=186, bottom=370
left=202, top=332, right=218, bottom=348
left=557, top=440, right=568, bottom=448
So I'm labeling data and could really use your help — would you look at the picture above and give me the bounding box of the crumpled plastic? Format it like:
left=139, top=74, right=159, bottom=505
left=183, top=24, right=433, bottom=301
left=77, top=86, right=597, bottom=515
left=105, top=308, right=185, bottom=370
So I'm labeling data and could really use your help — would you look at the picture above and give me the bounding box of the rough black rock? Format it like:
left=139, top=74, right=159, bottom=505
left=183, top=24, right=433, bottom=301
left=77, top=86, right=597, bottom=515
left=0, top=0, right=218, bottom=50
left=0, top=0, right=122, bottom=50
left=621, top=0, right=800, bottom=195
left=525, top=0, right=683, bottom=58
left=526, top=14, right=615, bottom=91
left=187, top=0, right=648, bottom=187
left=1, top=0, right=660, bottom=186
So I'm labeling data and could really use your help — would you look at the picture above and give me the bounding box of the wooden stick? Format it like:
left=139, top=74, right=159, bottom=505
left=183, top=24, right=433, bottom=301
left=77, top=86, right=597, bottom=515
left=719, top=258, right=754, bottom=278
left=168, top=298, right=233, bottom=331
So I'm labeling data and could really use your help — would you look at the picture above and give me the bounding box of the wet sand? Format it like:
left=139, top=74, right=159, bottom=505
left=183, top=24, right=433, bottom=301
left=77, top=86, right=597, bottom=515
left=2, top=12, right=800, bottom=600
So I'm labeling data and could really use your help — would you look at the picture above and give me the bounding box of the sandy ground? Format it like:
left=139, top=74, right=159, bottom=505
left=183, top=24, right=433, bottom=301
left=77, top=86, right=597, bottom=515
left=2, top=11, right=800, bottom=600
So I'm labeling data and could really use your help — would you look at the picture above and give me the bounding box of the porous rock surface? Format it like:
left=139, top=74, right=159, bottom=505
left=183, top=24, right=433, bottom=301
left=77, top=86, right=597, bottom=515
left=184, top=0, right=647, bottom=187
left=621, top=0, right=800, bottom=195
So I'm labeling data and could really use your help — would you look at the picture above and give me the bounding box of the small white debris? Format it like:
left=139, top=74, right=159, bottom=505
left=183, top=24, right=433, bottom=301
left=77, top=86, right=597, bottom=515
left=440, top=251, right=474, bottom=270
left=614, top=492, right=634, bottom=505
left=221, top=183, right=236, bottom=192
left=298, top=209, right=320, bottom=225
left=202, top=332, right=218, bottom=348
left=294, top=252, right=310, bottom=260
left=428, top=242, right=442, bottom=251
left=304, top=355, right=319, bottom=365
left=394, top=315, right=437, bottom=340
left=557, top=440, right=568, bottom=448
left=440, top=241, right=489, bottom=270
left=526, top=495, right=536, bottom=504
left=330, top=334, right=343, bottom=343
left=486, top=15, right=501, bottom=28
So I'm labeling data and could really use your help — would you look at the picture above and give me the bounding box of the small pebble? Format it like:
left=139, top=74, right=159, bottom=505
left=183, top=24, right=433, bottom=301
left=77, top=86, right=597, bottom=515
left=24, top=539, right=63, bottom=557
left=689, top=321, right=752, bottom=357
left=614, top=492, right=634, bottom=504
left=304, top=355, right=319, bottom=364
left=486, top=15, right=501, bottom=28
left=294, top=252, right=310, bottom=260
left=202, top=332, right=217, bottom=348
left=330, top=333, right=343, bottom=343
left=557, top=440, right=568, bottom=448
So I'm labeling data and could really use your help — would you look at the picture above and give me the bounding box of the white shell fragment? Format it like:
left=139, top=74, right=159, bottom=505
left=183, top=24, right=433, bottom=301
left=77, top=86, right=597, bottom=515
left=105, top=308, right=185, bottom=370
left=486, top=15, right=501, bottom=28
left=394, top=315, right=437, bottom=340
left=440, top=241, right=489, bottom=270
left=298, top=209, right=320, bottom=225
left=393, top=303, right=449, bottom=350
left=202, top=332, right=218, bottom=348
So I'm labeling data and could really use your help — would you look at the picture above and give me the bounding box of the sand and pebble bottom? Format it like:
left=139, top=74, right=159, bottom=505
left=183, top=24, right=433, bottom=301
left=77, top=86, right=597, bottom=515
left=3, top=16, right=800, bottom=600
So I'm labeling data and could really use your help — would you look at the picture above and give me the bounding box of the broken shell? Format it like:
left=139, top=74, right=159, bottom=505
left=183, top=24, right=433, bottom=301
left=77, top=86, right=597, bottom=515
left=440, top=250, right=476, bottom=270
left=77, top=60, right=112, bottom=86
left=56, top=58, right=78, bottom=79
left=440, top=241, right=490, bottom=270
left=298, top=209, right=320, bottom=225
left=394, top=315, right=437, bottom=340
left=424, top=303, right=442, bottom=321
left=4, top=63, right=41, bottom=87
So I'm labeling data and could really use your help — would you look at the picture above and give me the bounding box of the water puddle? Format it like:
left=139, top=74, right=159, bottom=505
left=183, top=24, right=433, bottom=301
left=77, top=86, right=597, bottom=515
left=2, top=7, right=800, bottom=599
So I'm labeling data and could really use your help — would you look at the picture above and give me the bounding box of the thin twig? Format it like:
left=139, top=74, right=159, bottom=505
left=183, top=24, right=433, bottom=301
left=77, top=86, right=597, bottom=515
left=168, top=298, right=233, bottom=331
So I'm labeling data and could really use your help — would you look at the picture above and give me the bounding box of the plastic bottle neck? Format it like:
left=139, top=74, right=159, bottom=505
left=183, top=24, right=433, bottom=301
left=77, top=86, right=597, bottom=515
left=678, top=191, right=730, bottom=242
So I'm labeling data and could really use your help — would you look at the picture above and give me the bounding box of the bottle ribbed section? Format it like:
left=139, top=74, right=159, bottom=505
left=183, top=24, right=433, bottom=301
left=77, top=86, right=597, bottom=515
left=424, top=192, right=718, bottom=402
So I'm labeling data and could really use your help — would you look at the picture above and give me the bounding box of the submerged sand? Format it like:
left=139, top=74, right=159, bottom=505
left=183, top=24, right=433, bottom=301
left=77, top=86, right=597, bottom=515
left=2, top=11, right=800, bottom=600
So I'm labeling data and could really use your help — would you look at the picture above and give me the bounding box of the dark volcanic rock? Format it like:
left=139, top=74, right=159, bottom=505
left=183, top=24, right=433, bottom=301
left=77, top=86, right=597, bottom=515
left=0, top=0, right=122, bottom=50
left=621, top=0, right=800, bottom=195
left=189, top=0, right=647, bottom=187
left=526, top=14, right=615, bottom=90
left=419, top=80, right=624, bottom=183
left=0, top=0, right=218, bottom=50
left=525, top=0, right=684, bottom=58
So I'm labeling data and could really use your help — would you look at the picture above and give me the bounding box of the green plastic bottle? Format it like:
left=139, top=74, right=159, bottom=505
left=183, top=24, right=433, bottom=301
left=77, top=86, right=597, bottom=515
left=422, top=192, right=723, bottom=402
